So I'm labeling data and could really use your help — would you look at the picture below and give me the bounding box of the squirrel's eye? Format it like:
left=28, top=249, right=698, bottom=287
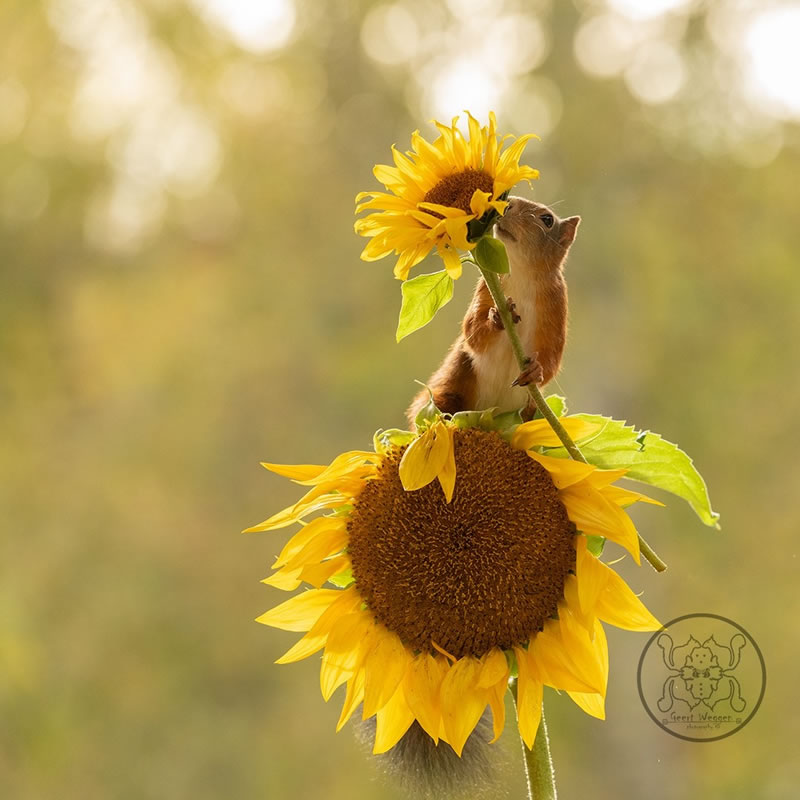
left=540, top=213, right=554, bottom=228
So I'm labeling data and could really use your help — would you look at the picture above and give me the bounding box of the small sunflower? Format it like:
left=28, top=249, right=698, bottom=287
left=247, top=415, right=662, bottom=756
left=354, top=112, right=539, bottom=281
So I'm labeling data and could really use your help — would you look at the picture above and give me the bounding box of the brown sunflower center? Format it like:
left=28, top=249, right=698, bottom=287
left=422, top=169, right=494, bottom=215
left=346, top=428, right=576, bottom=659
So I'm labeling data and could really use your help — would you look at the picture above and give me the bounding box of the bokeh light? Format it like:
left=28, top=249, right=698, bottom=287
left=607, top=0, right=694, bottom=21
left=191, top=0, right=297, bottom=53
left=624, top=40, right=686, bottom=105
left=745, top=4, right=800, bottom=119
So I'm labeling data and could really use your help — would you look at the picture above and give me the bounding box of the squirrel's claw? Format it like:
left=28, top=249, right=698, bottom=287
left=512, top=355, right=544, bottom=387
left=489, top=297, right=521, bottom=331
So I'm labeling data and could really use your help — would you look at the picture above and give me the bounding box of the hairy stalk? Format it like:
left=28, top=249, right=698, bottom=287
left=510, top=679, right=557, bottom=800
left=471, top=256, right=667, bottom=573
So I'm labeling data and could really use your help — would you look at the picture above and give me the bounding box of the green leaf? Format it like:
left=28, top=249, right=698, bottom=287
left=396, top=271, right=454, bottom=342
left=374, top=428, right=415, bottom=454
left=542, top=394, right=567, bottom=418
left=549, top=415, right=720, bottom=528
left=474, top=236, right=510, bottom=274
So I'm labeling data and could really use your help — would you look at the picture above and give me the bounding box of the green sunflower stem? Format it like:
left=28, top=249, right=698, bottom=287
left=474, top=260, right=667, bottom=573
left=510, top=679, right=557, bottom=800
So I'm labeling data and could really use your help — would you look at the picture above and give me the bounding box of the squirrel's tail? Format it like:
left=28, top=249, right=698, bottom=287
left=354, top=712, right=504, bottom=799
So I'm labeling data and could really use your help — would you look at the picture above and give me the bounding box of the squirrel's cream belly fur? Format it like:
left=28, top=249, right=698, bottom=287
left=472, top=269, right=537, bottom=413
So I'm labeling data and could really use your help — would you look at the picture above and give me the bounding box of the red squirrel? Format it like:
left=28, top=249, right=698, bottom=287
left=407, top=197, right=580, bottom=425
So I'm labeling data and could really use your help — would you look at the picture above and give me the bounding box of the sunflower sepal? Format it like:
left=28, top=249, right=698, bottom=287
left=328, top=566, right=354, bottom=589
left=449, top=406, right=523, bottom=437
left=373, top=428, right=415, bottom=454
left=586, top=535, right=606, bottom=557
left=413, top=386, right=443, bottom=430
left=450, top=408, right=498, bottom=431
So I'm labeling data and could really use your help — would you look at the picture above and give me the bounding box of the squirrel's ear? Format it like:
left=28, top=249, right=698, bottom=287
left=559, top=216, right=580, bottom=246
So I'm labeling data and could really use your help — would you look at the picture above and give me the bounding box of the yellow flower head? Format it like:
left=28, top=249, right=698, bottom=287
left=247, top=416, right=662, bottom=757
left=354, top=112, right=539, bottom=281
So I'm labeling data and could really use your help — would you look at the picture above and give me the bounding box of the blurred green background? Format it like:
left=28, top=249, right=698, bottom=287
left=2, top=0, right=798, bottom=798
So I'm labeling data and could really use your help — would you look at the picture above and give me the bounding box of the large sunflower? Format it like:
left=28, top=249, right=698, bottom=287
left=247, top=414, right=662, bottom=756
left=354, top=112, right=539, bottom=281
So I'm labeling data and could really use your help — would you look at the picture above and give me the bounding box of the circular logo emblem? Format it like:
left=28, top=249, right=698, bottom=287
left=637, top=613, right=766, bottom=742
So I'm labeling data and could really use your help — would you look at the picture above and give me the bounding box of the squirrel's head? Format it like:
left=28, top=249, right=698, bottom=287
left=494, top=196, right=580, bottom=272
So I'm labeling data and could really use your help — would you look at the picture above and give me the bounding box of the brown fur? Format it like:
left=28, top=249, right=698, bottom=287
left=408, top=197, right=580, bottom=426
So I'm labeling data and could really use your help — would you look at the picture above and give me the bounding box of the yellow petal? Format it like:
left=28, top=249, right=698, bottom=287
left=360, top=237, right=395, bottom=262
left=562, top=572, right=595, bottom=633
left=399, top=423, right=451, bottom=492
left=363, top=632, right=411, bottom=718
left=487, top=680, right=507, bottom=742
left=512, top=646, right=543, bottom=749
left=528, top=617, right=602, bottom=694
left=469, top=189, right=491, bottom=218
left=392, top=238, right=432, bottom=281
left=320, top=612, right=374, bottom=701
left=299, top=554, right=350, bottom=588
left=560, top=480, right=641, bottom=564
left=243, top=492, right=349, bottom=533
left=567, top=690, right=605, bottom=719
left=558, top=607, right=607, bottom=696
left=288, top=451, right=378, bottom=486
left=274, top=586, right=361, bottom=664
left=260, top=462, right=326, bottom=481
left=567, top=621, right=608, bottom=719
left=466, top=111, right=483, bottom=168
left=575, top=536, right=609, bottom=618
left=282, top=523, right=348, bottom=572
left=373, top=684, right=416, bottom=754
left=337, top=667, right=366, bottom=731
left=402, top=653, right=447, bottom=743
left=602, top=485, right=665, bottom=508
left=484, top=111, right=498, bottom=170
left=256, top=588, right=341, bottom=632
left=273, top=517, right=346, bottom=569
left=595, top=567, right=662, bottom=632
left=478, top=648, right=510, bottom=689
left=438, top=245, right=463, bottom=280
left=510, top=417, right=601, bottom=451
left=437, top=424, right=457, bottom=503
left=440, top=656, right=488, bottom=756
left=261, top=568, right=302, bottom=591
left=525, top=450, right=596, bottom=489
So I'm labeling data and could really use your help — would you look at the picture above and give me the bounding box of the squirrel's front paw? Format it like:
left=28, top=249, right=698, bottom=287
left=488, top=297, right=521, bottom=331
left=512, top=355, right=544, bottom=387
left=488, top=307, right=504, bottom=330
